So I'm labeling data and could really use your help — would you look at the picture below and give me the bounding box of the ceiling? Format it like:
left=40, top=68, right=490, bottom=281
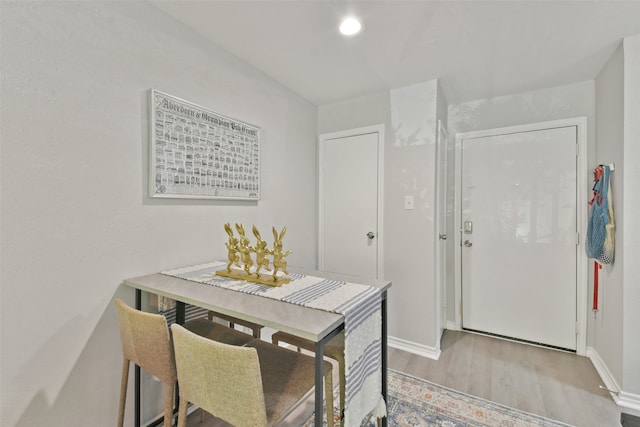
left=151, top=1, right=640, bottom=106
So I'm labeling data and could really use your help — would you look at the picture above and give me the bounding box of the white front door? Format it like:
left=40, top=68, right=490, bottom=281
left=319, top=126, right=384, bottom=279
left=459, top=123, right=579, bottom=351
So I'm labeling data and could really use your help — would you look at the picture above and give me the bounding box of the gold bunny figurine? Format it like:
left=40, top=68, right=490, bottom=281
left=252, top=225, right=270, bottom=277
left=224, top=223, right=240, bottom=272
left=235, top=223, right=254, bottom=276
left=269, top=226, right=292, bottom=281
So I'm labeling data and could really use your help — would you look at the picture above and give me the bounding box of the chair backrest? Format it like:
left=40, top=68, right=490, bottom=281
left=171, top=324, right=269, bottom=427
left=115, top=299, right=176, bottom=385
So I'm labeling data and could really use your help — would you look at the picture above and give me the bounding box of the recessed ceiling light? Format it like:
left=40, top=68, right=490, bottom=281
left=339, top=17, right=361, bottom=36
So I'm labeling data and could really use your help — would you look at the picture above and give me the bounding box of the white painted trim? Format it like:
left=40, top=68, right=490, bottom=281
left=587, top=347, right=640, bottom=411
left=388, top=335, right=441, bottom=360
left=587, top=346, right=622, bottom=395
left=454, top=117, right=588, bottom=355
left=446, top=320, right=458, bottom=330
left=453, top=131, right=463, bottom=331
left=575, top=117, right=589, bottom=356
left=619, top=392, right=640, bottom=412
left=318, top=125, right=385, bottom=279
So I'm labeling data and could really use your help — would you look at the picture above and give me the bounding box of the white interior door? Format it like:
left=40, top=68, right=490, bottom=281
left=319, top=126, right=384, bottom=279
left=460, top=125, right=578, bottom=350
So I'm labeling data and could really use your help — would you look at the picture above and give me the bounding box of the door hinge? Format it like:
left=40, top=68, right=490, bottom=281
left=576, top=321, right=580, bottom=335
left=576, top=142, right=579, bottom=157
left=576, top=232, right=580, bottom=246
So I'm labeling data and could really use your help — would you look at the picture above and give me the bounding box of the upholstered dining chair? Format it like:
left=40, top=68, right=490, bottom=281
left=114, top=299, right=254, bottom=427
left=207, top=309, right=264, bottom=338
left=272, top=330, right=346, bottom=424
left=171, top=323, right=335, bottom=427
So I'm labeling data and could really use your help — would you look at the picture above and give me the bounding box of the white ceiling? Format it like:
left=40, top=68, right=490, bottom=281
left=151, top=0, right=640, bottom=106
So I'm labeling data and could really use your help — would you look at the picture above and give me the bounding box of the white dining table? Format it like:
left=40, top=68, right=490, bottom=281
left=122, top=265, right=391, bottom=427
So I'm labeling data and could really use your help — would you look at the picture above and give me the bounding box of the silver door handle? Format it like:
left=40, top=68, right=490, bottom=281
left=439, top=234, right=447, bottom=240
left=366, top=232, right=375, bottom=239
left=464, top=240, right=472, bottom=247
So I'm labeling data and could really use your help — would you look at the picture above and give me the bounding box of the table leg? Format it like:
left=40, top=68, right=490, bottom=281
left=381, top=292, right=388, bottom=427
left=315, top=324, right=343, bottom=426
left=174, top=301, right=185, bottom=425
left=175, top=301, right=185, bottom=325
left=135, top=289, right=142, bottom=427
left=314, top=339, right=325, bottom=427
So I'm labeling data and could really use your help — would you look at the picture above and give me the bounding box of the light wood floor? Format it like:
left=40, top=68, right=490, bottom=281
left=186, top=330, right=638, bottom=426
left=389, top=330, right=639, bottom=427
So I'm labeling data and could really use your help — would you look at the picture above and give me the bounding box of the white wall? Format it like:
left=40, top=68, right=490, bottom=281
left=448, top=80, right=596, bottom=135
left=388, top=81, right=439, bottom=349
left=447, top=81, right=596, bottom=325
left=594, top=42, right=625, bottom=389
left=592, top=35, right=640, bottom=403
left=435, top=82, right=449, bottom=342
left=318, top=80, right=443, bottom=354
left=622, top=34, right=640, bottom=396
left=0, top=2, right=318, bottom=426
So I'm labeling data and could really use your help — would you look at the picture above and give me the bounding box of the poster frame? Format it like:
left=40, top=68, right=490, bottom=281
left=149, top=89, right=261, bottom=201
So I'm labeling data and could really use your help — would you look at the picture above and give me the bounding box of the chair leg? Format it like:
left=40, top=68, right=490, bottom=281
left=251, top=326, right=260, bottom=338
left=117, top=359, right=129, bottom=427
left=177, top=397, right=189, bottom=427
left=324, top=368, right=334, bottom=427
left=163, top=382, right=174, bottom=427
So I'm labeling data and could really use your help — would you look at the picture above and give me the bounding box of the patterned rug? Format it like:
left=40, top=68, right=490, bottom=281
left=306, top=369, right=574, bottom=426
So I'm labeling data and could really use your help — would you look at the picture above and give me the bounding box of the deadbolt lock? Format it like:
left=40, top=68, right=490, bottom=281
left=464, top=221, right=473, bottom=234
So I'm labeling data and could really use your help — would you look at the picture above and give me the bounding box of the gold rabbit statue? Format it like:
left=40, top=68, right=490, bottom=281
left=252, top=225, right=270, bottom=277
left=223, top=223, right=240, bottom=272
left=235, top=223, right=254, bottom=276
left=217, top=223, right=292, bottom=286
left=268, top=226, right=292, bottom=281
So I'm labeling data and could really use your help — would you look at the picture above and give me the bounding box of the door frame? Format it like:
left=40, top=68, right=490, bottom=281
left=318, top=124, right=385, bottom=279
left=453, top=117, right=588, bottom=355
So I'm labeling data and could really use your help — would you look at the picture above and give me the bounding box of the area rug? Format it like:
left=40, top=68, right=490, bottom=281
left=305, top=369, right=574, bottom=426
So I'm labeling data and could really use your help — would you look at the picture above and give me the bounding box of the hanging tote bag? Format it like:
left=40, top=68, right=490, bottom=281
left=600, top=167, right=615, bottom=264
left=586, top=165, right=614, bottom=264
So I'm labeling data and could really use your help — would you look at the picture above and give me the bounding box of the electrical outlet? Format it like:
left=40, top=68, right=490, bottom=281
left=404, top=195, right=414, bottom=210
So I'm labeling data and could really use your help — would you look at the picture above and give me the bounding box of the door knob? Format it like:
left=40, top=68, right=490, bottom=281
left=366, top=231, right=376, bottom=239
left=464, top=240, right=472, bottom=247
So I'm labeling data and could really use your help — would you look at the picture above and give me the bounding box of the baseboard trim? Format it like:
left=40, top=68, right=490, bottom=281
left=388, top=335, right=441, bottom=360
left=587, top=346, right=640, bottom=411
left=619, top=392, right=640, bottom=412
left=617, top=391, right=640, bottom=411
left=446, top=321, right=457, bottom=330
left=587, top=346, right=622, bottom=398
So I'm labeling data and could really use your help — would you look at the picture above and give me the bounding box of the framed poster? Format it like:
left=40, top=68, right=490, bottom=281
left=149, top=89, right=260, bottom=200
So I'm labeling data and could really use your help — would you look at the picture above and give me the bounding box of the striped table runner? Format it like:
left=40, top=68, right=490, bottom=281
left=161, top=261, right=386, bottom=426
